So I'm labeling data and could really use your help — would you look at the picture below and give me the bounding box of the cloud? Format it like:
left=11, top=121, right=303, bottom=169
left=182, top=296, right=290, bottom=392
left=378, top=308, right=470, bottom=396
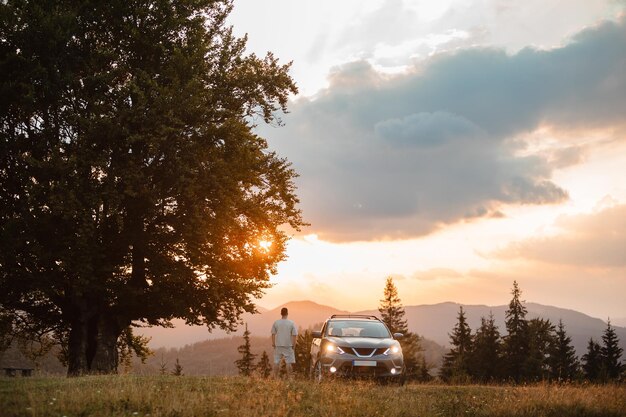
left=337, top=0, right=422, bottom=53
left=548, top=145, right=588, bottom=169
left=334, top=0, right=621, bottom=70
left=375, top=112, right=484, bottom=148
left=498, top=204, right=626, bottom=267
left=262, top=16, right=626, bottom=241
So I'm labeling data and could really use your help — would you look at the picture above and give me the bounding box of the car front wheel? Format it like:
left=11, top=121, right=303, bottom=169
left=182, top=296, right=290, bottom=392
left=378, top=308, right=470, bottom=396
left=313, top=360, right=323, bottom=383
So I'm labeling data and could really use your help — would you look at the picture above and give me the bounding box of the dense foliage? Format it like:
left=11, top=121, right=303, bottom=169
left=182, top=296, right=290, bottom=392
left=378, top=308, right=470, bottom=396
left=0, top=0, right=303, bottom=375
left=469, top=313, right=501, bottom=382
left=582, top=321, right=625, bottom=382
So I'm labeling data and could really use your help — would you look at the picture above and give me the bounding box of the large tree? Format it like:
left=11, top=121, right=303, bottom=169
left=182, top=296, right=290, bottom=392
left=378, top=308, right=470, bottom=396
left=378, top=277, right=421, bottom=377
left=0, top=0, right=304, bottom=375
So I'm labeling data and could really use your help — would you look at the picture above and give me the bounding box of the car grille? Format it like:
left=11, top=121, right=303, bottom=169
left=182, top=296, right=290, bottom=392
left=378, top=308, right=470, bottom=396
left=350, top=347, right=388, bottom=357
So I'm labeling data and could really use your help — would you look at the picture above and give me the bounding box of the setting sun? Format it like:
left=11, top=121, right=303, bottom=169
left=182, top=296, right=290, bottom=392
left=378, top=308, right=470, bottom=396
left=258, top=239, right=273, bottom=251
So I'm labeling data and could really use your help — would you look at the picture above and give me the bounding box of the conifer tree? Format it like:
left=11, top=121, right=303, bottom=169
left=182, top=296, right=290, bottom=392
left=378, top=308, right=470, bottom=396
left=378, top=277, right=421, bottom=377
left=600, top=320, right=624, bottom=380
left=524, top=318, right=555, bottom=381
left=235, top=324, right=257, bottom=376
left=469, top=313, right=502, bottom=382
left=416, top=355, right=433, bottom=382
left=582, top=338, right=602, bottom=381
left=172, top=358, right=183, bottom=376
left=293, top=328, right=313, bottom=377
left=548, top=320, right=579, bottom=381
left=440, top=306, right=473, bottom=382
left=256, top=351, right=272, bottom=379
left=502, top=281, right=529, bottom=382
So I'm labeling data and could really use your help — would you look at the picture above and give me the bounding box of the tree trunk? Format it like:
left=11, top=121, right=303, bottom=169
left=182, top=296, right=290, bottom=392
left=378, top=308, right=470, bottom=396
left=90, top=315, right=122, bottom=373
left=67, top=307, right=125, bottom=376
left=67, top=315, right=89, bottom=376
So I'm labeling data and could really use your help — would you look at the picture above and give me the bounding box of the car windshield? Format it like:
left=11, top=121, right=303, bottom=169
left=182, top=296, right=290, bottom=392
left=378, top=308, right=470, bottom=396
left=325, top=320, right=391, bottom=338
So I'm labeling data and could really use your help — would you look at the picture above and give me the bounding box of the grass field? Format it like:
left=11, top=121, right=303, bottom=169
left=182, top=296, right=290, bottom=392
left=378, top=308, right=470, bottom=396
left=1, top=376, right=625, bottom=417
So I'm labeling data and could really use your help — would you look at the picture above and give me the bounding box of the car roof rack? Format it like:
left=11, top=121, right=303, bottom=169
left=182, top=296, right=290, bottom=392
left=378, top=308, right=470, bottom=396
left=329, top=314, right=381, bottom=321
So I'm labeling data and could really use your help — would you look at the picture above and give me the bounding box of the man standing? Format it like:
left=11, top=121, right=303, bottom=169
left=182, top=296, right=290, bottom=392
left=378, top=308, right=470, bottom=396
left=271, top=307, right=297, bottom=378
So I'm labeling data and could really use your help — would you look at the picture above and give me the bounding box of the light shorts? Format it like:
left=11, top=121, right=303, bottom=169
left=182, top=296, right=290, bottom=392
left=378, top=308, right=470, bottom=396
left=274, top=346, right=295, bottom=364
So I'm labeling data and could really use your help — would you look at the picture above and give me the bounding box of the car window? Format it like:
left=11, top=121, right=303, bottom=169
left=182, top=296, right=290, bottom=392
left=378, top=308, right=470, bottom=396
left=325, top=320, right=391, bottom=338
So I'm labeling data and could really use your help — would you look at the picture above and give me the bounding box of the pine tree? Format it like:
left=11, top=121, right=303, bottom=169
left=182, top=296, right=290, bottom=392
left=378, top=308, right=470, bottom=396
left=600, top=320, right=624, bottom=380
left=502, top=281, right=529, bottom=382
left=256, top=351, right=272, bottom=379
left=416, top=355, right=433, bottom=382
left=172, top=358, right=183, bottom=376
left=440, top=306, right=473, bottom=382
left=548, top=320, right=579, bottom=382
left=378, top=277, right=421, bottom=378
left=469, top=313, right=502, bottom=382
left=582, top=338, right=602, bottom=381
left=379, top=277, right=406, bottom=333
left=524, top=318, right=555, bottom=381
left=235, top=324, right=257, bottom=376
left=293, top=328, right=313, bottom=377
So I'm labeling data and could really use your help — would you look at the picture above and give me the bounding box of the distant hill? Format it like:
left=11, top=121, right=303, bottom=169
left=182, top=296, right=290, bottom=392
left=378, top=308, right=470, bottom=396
left=132, top=336, right=274, bottom=376
left=137, top=300, right=626, bottom=359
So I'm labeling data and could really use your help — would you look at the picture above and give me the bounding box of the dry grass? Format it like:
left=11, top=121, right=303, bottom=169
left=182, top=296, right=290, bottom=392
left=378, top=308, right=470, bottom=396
left=1, top=376, right=625, bottom=417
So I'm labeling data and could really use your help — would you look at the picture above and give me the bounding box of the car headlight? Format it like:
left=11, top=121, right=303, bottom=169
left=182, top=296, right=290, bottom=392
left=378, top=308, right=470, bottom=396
left=383, top=345, right=401, bottom=355
left=326, top=344, right=345, bottom=354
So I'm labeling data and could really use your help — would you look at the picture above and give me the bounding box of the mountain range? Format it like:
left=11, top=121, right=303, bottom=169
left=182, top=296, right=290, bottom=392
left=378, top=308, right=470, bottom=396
left=138, top=300, right=626, bottom=357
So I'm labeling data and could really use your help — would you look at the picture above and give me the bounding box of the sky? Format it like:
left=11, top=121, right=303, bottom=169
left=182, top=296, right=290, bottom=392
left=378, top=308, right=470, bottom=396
left=227, top=0, right=626, bottom=322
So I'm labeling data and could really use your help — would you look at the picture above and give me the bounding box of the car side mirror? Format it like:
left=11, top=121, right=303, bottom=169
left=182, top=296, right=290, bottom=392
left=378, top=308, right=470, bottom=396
left=393, top=333, right=404, bottom=339
left=312, top=331, right=322, bottom=338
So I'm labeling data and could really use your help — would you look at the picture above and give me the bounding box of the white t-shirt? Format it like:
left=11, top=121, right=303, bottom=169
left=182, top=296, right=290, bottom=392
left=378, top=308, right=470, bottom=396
left=271, top=318, right=298, bottom=347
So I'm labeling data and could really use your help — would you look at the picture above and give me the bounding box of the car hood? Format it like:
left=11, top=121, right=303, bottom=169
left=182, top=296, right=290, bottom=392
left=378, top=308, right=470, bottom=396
left=326, top=336, right=395, bottom=348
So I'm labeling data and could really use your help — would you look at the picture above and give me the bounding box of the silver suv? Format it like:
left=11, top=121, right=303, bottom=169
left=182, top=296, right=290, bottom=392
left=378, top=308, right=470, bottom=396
left=310, top=315, right=404, bottom=382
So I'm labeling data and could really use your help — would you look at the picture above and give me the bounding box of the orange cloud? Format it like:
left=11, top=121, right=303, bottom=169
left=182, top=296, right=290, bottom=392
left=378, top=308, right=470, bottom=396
left=497, top=204, right=626, bottom=267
